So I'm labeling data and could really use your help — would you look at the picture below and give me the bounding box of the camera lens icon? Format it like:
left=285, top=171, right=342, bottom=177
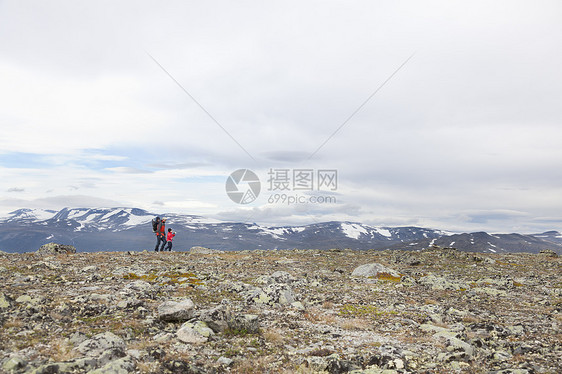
left=225, top=169, right=261, bottom=204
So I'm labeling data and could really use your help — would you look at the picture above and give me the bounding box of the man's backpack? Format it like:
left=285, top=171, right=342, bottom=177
left=152, top=217, right=160, bottom=233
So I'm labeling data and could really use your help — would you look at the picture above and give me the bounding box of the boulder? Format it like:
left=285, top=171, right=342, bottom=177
left=77, top=332, right=126, bottom=357
left=351, top=263, right=400, bottom=278
left=2, top=356, right=27, bottom=372
left=198, top=305, right=229, bottom=333
left=157, top=298, right=195, bottom=321
left=539, top=249, right=558, bottom=257
left=227, top=313, right=260, bottom=334
left=177, top=321, right=214, bottom=344
left=0, top=293, right=13, bottom=309
left=37, top=242, right=76, bottom=255
left=244, top=284, right=296, bottom=306
left=190, top=246, right=220, bottom=254
left=198, top=304, right=260, bottom=334
left=123, top=280, right=156, bottom=299
left=88, top=357, right=135, bottom=374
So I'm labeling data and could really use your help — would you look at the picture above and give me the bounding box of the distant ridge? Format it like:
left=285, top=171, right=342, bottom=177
left=0, top=207, right=561, bottom=254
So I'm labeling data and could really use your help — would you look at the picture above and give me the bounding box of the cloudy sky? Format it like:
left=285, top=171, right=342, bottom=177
left=1, top=0, right=561, bottom=233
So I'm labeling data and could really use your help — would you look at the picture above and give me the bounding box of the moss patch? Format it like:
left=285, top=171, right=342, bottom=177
left=123, top=271, right=203, bottom=286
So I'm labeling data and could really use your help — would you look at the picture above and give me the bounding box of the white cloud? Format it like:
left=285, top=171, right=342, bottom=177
left=1, top=0, right=561, bottom=233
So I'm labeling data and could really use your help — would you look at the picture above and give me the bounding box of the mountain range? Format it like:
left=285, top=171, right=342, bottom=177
left=0, top=207, right=561, bottom=254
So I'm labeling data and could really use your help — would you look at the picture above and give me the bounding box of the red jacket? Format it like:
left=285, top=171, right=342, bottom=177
left=167, top=231, right=175, bottom=241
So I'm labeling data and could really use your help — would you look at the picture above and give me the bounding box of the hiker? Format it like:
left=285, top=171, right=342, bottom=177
left=154, top=218, right=167, bottom=252
left=164, top=228, right=176, bottom=251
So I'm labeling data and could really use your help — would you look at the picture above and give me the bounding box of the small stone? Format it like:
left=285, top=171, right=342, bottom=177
left=393, top=358, right=405, bottom=369
left=126, top=349, right=142, bottom=359
left=493, top=350, right=512, bottom=361
left=153, top=332, right=174, bottom=343
left=69, top=331, right=88, bottom=346
left=444, top=336, right=474, bottom=356
left=418, top=274, right=468, bottom=291
left=470, top=287, right=508, bottom=297
left=400, top=276, right=416, bottom=286
left=291, top=301, right=305, bottom=310
left=217, top=356, right=233, bottom=366
left=16, top=295, right=33, bottom=304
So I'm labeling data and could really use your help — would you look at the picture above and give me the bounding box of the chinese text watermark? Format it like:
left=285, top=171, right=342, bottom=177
left=226, top=168, right=338, bottom=205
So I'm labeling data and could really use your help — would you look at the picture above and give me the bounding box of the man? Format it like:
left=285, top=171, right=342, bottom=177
left=154, top=218, right=167, bottom=252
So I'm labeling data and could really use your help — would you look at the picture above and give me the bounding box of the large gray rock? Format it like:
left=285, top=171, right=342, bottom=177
left=243, top=284, right=296, bottom=306
left=37, top=242, right=76, bottom=255
left=77, top=332, right=126, bottom=357
left=190, top=246, right=220, bottom=254
left=198, top=305, right=260, bottom=334
left=227, top=313, right=260, bottom=334
left=88, top=356, right=135, bottom=374
left=2, top=356, right=27, bottom=372
left=198, top=305, right=229, bottom=333
left=157, top=298, right=195, bottom=321
left=0, top=293, right=13, bottom=309
left=177, top=321, right=214, bottom=344
left=351, top=263, right=400, bottom=278
left=539, top=249, right=558, bottom=257
left=122, top=280, right=157, bottom=299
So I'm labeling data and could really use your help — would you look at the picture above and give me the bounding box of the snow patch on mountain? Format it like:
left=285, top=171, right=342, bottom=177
left=260, top=228, right=287, bottom=239
left=375, top=228, right=392, bottom=238
left=122, top=214, right=153, bottom=227
left=341, top=223, right=369, bottom=239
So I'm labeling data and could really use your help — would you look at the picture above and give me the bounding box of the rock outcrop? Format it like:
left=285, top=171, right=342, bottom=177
left=36, top=242, right=76, bottom=255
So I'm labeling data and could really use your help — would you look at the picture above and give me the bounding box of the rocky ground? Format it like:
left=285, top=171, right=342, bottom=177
left=0, top=246, right=560, bottom=373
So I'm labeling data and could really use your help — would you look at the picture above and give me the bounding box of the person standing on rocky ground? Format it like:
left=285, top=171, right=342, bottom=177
left=163, top=228, right=176, bottom=251
left=155, top=218, right=167, bottom=252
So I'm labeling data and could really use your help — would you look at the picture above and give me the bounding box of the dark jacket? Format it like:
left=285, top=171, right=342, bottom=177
left=157, top=221, right=166, bottom=237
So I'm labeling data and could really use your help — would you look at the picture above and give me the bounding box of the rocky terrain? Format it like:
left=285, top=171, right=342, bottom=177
left=0, top=245, right=560, bottom=373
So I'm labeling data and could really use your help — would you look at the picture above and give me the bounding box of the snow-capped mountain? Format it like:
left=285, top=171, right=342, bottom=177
left=0, top=208, right=561, bottom=254
left=4, top=208, right=59, bottom=222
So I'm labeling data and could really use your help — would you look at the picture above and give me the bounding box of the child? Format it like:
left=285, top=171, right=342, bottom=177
left=164, top=228, right=176, bottom=251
